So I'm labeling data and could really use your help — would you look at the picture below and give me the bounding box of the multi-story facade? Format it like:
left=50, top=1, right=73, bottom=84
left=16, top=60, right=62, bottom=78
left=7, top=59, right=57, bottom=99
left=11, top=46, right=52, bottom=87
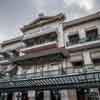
left=0, top=12, right=100, bottom=100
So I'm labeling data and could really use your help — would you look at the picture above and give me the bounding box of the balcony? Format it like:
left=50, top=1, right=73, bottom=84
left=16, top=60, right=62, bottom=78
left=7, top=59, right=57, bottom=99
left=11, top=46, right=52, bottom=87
left=66, top=34, right=100, bottom=50
left=20, top=41, right=58, bottom=53
left=0, top=64, right=100, bottom=92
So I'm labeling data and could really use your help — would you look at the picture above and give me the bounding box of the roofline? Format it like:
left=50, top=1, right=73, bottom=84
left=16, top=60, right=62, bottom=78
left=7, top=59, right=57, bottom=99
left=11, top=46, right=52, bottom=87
left=63, top=12, right=100, bottom=30
left=2, top=36, right=23, bottom=46
left=21, top=13, right=65, bottom=33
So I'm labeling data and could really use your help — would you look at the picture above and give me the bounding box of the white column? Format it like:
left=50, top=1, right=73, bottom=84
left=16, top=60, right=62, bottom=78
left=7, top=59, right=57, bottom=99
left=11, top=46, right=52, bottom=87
left=57, top=24, right=65, bottom=47
left=79, top=29, right=86, bottom=39
left=17, top=66, right=23, bottom=75
left=83, top=51, right=93, bottom=65
left=1, top=93, right=7, bottom=100
left=28, top=91, right=35, bottom=100
left=44, top=91, right=50, bottom=100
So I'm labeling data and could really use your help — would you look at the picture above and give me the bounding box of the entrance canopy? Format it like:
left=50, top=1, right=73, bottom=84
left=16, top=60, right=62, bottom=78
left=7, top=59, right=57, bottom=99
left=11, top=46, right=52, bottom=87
left=0, top=69, right=100, bottom=92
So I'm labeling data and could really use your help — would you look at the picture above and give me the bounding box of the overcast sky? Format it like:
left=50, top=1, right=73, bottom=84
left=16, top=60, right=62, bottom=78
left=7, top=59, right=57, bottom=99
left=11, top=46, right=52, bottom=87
left=0, top=0, right=100, bottom=42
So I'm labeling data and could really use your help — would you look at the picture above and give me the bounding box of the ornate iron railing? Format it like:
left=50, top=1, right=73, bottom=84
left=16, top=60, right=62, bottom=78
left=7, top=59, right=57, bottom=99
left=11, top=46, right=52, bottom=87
left=0, top=64, right=99, bottom=81
left=0, top=64, right=100, bottom=92
left=66, top=35, right=100, bottom=46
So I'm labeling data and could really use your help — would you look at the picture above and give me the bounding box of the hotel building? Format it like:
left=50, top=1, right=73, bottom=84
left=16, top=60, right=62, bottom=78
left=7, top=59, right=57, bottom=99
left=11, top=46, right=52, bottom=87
left=0, top=12, right=100, bottom=100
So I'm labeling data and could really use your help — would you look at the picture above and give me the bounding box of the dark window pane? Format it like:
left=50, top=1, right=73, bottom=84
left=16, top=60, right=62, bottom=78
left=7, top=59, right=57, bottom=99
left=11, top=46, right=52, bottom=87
left=68, top=34, right=80, bottom=45
left=72, top=61, right=83, bottom=68
left=92, top=59, right=100, bottom=66
left=86, top=29, right=98, bottom=41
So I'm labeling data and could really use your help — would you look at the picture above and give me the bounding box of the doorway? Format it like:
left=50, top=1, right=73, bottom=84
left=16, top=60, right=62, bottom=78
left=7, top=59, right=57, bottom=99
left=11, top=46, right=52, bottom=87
left=35, top=91, right=44, bottom=100
left=7, top=93, right=13, bottom=100
left=50, top=90, right=61, bottom=100
left=21, top=92, right=28, bottom=100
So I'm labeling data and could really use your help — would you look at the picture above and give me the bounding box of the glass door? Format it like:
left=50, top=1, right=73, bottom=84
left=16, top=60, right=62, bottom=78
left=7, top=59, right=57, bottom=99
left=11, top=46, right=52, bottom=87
left=35, top=91, right=44, bottom=100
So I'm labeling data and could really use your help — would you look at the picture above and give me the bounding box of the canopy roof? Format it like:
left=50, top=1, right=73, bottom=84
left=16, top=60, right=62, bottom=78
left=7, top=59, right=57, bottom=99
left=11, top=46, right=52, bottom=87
left=0, top=68, right=100, bottom=92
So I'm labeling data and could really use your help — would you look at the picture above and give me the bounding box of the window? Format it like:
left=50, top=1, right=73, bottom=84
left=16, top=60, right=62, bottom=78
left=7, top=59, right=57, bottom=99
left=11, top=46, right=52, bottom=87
left=86, top=28, right=98, bottom=41
left=24, top=33, right=57, bottom=47
left=48, top=63, right=59, bottom=71
left=68, top=34, right=80, bottom=45
left=24, top=39, right=34, bottom=46
left=12, top=50, right=19, bottom=56
left=72, top=61, right=83, bottom=68
left=92, top=59, right=100, bottom=66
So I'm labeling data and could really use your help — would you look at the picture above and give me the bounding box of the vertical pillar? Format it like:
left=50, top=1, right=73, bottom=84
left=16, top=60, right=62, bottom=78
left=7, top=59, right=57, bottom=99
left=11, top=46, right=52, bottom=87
left=28, top=91, right=35, bottom=100
left=83, top=51, right=93, bottom=65
left=57, top=24, right=65, bottom=48
left=79, top=29, right=86, bottom=39
left=5, top=93, right=8, bottom=100
left=44, top=91, right=50, bottom=100
left=83, top=51, right=93, bottom=72
left=17, top=66, right=23, bottom=75
left=1, top=93, right=7, bottom=100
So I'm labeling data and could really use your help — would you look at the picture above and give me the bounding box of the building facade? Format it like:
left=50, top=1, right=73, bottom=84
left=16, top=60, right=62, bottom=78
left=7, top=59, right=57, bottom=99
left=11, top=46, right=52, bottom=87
left=0, top=12, right=100, bottom=100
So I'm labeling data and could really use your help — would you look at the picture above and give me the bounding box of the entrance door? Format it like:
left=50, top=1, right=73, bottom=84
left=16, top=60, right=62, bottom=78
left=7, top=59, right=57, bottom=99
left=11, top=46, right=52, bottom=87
left=50, top=91, right=61, bottom=100
left=35, top=91, right=44, bottom=100
left=21, top=92, right=28, bottom=100
left=7, top=93, right=13, bottom=100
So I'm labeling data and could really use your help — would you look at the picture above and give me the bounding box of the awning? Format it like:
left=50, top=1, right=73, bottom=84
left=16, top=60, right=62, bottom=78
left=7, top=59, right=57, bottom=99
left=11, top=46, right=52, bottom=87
left=0, top=70, right=100, bottom=92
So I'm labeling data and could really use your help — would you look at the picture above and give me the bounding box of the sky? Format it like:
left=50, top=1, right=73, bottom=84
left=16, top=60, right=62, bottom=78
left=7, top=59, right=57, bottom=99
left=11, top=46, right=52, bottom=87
left=0, top=0, right=100, bottom=42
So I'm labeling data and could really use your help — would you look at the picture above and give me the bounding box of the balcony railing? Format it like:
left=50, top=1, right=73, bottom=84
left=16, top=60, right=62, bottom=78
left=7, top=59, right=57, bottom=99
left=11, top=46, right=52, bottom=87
left=0, top=64, right=99, bottom=81
left=20, top=41, right=57, bottom=52
left=66, top=35, right=100, bottom=46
